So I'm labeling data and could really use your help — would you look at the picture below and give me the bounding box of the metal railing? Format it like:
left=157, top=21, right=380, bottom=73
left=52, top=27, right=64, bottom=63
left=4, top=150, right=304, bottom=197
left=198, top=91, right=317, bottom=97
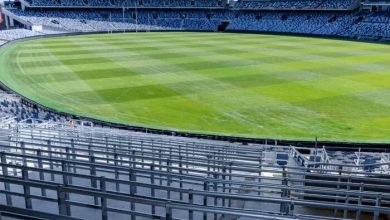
left=0, top=125, right=387, bottom=219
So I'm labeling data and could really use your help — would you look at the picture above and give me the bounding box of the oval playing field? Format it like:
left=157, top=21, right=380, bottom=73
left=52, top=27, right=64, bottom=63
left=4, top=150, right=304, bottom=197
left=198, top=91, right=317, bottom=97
left=0, top=32, right=389, bottom=142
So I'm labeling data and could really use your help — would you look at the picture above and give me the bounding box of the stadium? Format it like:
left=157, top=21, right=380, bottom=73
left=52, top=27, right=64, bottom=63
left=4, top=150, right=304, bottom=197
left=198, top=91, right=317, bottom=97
left=0, top=0, right=389, bottom=219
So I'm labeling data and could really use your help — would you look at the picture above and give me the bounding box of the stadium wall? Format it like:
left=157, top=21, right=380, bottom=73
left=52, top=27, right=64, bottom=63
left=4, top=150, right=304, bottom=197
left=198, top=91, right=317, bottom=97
left=226, top=29, right=390, bottom=43
left=0, top=31, right=389, bottom=150
left=0, top=10, right=5, bottom=30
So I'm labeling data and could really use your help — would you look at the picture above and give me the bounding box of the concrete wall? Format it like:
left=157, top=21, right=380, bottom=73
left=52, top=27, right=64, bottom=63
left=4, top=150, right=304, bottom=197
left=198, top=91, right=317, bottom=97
left=0, top=8, right=5, bottom=30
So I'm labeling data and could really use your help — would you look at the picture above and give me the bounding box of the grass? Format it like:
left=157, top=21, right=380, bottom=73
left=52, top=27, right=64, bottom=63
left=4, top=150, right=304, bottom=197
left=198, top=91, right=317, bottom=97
left=0, top=32, right=389, bottom=143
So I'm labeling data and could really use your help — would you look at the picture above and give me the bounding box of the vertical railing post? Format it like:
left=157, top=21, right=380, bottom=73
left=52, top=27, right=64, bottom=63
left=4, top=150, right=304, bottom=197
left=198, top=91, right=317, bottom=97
left=89, top=156, right=98, bottom=205
left=356, top=183, right=363, bottom=220
left=48, top=140, right=55, bottom=181
left=22, top=166, right=32, bottom=209
left=61, top=160, right=71, bottom=215
left=289, top=200, right=295, bottom=215
left=57, top=186, right=69, bottom=216
left=114, top=153, right=119, bottom=192
left=129, top=168, right=136, bottom=220
left=185, top=143, right=189, bottom=174
left=70, top=138, right=75, bottom=153
left=374, top=194, right=381, bottom=220
left=179, top=156, right=183, bottom=201
left=222, top=166, right=226, bottom=207
left=280, top=166, right=289, bottom=214
left=36, top=149, right=46, bottom=196
left=1, top=153, right=12, bottom=206
left=213, top=173, right=218, bottom=220
left=213, top=152, right=216, bottom=173
left=150, top=164, right=155, bottom=215
left=129, top=168, right=137, bottom=195
left=203, top=180, right=209, bottom=220
left=343, top=176, right=351, bottom=219
left=65, top=147, right=72, bottom=185
left=218, top=149, right=222, bottom=173
left=61, top=160, right=68, bottom=186
left=207, top=155, right=211, bottom=178
left=228, top=161, right=232, bottom=207
left=70, top=139, right=76, bottom=172
left=167, top=159, right=172, bottom=199
left=258, top=154, right=262, bottom=196
left=141, top=141, right=144, bottom=168
left=189, top=189, right=194, bottom=220
left=166, top=201, right=172, bottom=220
left=334, top=175, right=341, bottom=216
left=100, top=177, right=108, bottom=220
left=21, top=141, right=26, bottom=156
left=159, top=149, right=162, bottom=185
left=343, top=195, right=349, bottom=219
left=132, top=150, right=136, bottom=170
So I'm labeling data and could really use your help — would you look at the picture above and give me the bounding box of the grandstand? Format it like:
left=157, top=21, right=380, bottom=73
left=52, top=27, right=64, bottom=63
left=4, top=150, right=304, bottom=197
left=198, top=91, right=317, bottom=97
left=20, top=0, right=226, bottom=8
left=0, top=0, right=389, bottom=219
left=232, top=0, right=359, bottom=10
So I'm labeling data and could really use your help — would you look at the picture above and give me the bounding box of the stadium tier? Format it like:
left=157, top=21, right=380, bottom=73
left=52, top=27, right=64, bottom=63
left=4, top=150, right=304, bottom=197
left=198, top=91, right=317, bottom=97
left=0, top=28, right=40, bottom=40
left=2, top=2, right=390, bottom=40
left=0, top=0, right=390, bottom=219
left=21, top=0, right=360, bottom=10
left=233, top=0, right=359, bottom=10
left=23, top=0, right=227, bottom=8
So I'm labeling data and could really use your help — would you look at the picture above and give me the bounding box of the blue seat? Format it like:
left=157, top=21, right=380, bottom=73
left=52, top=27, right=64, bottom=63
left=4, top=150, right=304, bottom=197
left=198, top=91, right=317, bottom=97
left=276, top=153, right=289, bottom=166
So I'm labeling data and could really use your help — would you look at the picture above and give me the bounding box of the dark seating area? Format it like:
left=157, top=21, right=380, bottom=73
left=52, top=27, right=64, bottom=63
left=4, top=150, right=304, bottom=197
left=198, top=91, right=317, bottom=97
left=233, top=0, right=359, bottom=10
left=24, top=0, right=227, bottom=8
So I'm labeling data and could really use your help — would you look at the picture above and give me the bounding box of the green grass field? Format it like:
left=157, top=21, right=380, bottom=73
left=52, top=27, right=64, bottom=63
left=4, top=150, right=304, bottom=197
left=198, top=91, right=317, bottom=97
left=0, top=32, right=389, bottom=142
